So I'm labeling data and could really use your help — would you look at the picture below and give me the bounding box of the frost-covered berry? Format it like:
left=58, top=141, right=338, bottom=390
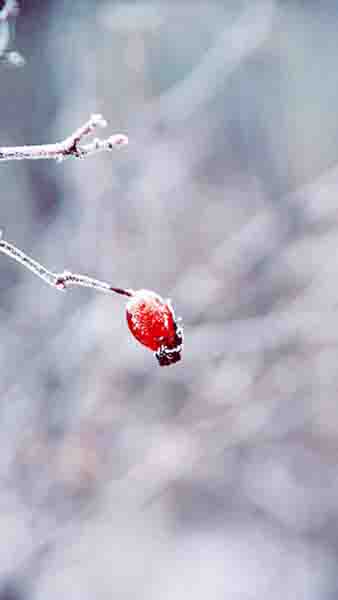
left=126, top=289, right=183, bottom=366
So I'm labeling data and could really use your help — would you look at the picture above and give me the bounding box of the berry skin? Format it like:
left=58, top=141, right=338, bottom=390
left=126, top=289, right=183, bottom=366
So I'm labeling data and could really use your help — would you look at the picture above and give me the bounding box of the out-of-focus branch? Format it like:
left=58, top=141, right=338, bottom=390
left=0, top=114, right=128, bottom=162
left=0, top=236, right=133, bottom=297
left=144, top=0, right=276, bottom=126
left=0, top=0, right=24, bottom=65
left=0, top=0, right=18, bottom=22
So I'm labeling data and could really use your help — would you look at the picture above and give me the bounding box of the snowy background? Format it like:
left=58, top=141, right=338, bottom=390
left=1, top=1, right=338, bottom=598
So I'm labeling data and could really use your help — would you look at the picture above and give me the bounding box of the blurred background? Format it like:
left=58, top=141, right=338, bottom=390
left=1, top=0, right=338, bottom=597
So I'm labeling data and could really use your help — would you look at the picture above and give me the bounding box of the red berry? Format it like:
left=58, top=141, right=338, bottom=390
left=126, top=289, right=183, bottom=366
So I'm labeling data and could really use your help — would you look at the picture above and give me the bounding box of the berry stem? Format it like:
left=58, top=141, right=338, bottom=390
left=109, top=287, right=134, bottom=297
left=0, top=236, right=134, bottom=297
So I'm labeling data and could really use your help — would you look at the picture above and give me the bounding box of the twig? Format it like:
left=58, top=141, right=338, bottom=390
left=0, top=236, right=134, bottom=297
left=0, top=113, right=128, bottom=162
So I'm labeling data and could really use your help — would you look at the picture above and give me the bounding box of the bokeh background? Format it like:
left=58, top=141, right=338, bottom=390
left=1, top=0, right=338, bottom=597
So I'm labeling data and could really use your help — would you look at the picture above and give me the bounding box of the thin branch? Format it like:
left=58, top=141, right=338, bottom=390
left=0, top=236, right=134, bottom=297
left=0, top=113, right=128, bottom=162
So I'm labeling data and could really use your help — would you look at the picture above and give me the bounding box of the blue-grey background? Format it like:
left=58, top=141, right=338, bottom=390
left=1, top=1, right=338, bottom=598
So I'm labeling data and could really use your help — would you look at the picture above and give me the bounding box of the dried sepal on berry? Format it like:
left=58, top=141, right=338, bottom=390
left=126, top=289, right=183, bottom=366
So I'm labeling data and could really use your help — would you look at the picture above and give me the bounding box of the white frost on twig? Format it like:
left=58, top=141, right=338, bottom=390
left=0, top=235, right=134, bottom=297
left=0, top=113, right=128, bottom=162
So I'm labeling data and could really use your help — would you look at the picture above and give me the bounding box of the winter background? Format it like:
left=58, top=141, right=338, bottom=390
left=1, top=1, right=338, bottom=598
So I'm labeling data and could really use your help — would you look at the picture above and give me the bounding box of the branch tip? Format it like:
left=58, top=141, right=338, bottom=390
left=0, top=114, right=128, bottom=162
left=108, top=134, right=129, bottom=148
left=90, top=113, right=107, bottom=128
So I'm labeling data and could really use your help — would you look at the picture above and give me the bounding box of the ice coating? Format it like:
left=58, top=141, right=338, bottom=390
left=126, top=289, right=183, bottom=365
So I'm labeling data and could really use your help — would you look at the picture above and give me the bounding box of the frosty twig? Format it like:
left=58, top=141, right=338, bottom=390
left=0, top=113, right=128, bottom=162
left=0, top=236, right=134, bottom=297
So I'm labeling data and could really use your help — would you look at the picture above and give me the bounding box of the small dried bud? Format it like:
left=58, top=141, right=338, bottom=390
left=126, top=290, right=183, bottom=366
